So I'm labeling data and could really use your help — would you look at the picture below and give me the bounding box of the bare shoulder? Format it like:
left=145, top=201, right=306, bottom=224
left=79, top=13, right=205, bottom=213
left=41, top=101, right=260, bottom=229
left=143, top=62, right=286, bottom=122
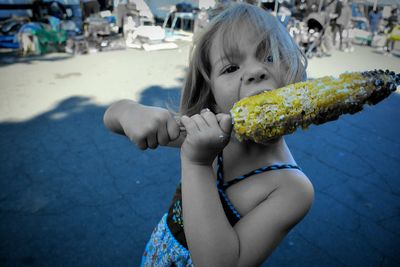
left=280, top=169, right=314, bottom=198
left=232, top=170, right=314, bottom=266
left=274, top=169, right=314, bottom=220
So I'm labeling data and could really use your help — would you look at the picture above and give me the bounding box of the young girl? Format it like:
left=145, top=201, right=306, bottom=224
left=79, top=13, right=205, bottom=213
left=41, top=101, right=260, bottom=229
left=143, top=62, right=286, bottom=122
left=104, top=3, right=314, bottom=266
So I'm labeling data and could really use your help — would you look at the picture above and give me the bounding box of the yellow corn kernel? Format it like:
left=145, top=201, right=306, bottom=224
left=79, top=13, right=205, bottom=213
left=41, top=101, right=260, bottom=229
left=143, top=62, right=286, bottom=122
left=231, top=70, right=399, bottom=144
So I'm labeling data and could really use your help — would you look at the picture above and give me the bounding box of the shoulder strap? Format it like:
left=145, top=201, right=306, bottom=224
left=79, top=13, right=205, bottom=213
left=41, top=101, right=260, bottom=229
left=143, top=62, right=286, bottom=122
left=216, top=152, right=241, bottom=223
left=222, top=164, right=301, bottom=190
left=215, top=153, right=302, bottom=224
left=216, top=152, right=224, bottom=187
left=217, top=153, right=301, bottom=191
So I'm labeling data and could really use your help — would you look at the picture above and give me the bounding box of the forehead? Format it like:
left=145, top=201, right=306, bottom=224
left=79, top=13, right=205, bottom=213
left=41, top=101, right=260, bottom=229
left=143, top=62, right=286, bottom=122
left=210, top=22, right=265, bottom=62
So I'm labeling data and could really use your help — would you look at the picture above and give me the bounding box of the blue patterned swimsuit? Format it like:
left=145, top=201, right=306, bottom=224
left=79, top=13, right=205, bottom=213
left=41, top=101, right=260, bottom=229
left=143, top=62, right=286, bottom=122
left=141, top=154, right=300, bottom=266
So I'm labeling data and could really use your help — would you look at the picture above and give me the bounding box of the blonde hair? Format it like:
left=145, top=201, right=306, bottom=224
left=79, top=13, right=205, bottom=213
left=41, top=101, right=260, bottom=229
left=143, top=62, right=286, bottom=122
left=180, top=3, right=307, bottom=116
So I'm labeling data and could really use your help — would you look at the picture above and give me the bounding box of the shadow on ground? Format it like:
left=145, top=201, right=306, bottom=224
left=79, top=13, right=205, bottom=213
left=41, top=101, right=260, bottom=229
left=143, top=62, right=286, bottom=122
left=0, top=86, right=399, bottom=266
left=0, top=49, right=80, bottom=67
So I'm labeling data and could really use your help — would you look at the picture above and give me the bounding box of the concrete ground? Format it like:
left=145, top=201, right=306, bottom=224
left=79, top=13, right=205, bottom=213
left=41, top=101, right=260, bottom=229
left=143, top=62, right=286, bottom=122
left=0, top=42, right=399, bottom=267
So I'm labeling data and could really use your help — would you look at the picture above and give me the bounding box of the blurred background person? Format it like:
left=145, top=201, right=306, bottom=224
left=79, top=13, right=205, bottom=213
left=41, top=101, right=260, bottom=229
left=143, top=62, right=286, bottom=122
left=386, top=7, right=398, bottom=34
left=385, top=8, right=399, bottom=55
left=331, top=0, right=351, bottom=51
left=368, top=6, right=383, bottom=43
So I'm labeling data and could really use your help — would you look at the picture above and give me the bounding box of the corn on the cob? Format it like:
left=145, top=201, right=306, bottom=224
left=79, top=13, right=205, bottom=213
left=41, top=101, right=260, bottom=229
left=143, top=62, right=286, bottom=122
left=231, top=69, right=400, bottom=144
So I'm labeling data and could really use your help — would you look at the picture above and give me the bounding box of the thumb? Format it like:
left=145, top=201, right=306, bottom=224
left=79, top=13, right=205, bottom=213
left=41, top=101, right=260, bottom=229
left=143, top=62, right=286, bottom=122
left=216, top=113, right=233, bottom=135
left=167, top=117, right=180, bottom=141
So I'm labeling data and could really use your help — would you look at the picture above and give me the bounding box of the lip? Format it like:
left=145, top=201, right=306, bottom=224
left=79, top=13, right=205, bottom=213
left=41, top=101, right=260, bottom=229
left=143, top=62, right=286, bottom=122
left=247, top=89, right=272, bottom=98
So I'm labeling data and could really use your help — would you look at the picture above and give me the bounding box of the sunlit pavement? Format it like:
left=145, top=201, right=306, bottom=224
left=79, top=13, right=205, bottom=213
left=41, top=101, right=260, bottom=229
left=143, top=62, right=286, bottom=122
left=0, top=43, right=399, bottom=266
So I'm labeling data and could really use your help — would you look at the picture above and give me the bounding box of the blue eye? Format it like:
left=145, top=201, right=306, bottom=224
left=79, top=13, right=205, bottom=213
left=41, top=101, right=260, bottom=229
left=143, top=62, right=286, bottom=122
left=266, top=55, right=273, bottom=63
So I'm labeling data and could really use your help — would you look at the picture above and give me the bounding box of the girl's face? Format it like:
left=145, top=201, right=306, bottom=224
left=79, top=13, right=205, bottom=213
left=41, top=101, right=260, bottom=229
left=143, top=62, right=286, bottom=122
left=209, top=25, right=281, bottom=114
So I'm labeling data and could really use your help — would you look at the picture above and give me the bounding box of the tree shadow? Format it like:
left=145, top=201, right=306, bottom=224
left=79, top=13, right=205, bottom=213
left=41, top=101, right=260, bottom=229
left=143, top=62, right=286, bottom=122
left=0, top=85, right=181, bottom=266
left=0, top=51, right=75, bottom=67
left=0, top=86, right=399, bottom=266
left=138, top=85, right=181, bottom=111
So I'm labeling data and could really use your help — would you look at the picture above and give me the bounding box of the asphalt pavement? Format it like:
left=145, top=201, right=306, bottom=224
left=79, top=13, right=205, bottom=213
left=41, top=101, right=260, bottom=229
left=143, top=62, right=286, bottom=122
left=0, top=43, right=399, bottom=266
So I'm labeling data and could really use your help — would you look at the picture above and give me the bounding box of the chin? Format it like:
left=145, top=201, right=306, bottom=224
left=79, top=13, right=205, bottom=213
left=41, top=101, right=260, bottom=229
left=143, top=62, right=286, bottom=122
left=240, top=136, right=283, bottom=146
left=263, top=136, right=282, bottom=144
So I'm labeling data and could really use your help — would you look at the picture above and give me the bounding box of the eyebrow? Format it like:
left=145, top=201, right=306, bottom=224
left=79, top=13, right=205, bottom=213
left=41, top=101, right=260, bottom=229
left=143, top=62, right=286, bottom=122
left=212, top=52, right=245, bottom=68
left=212, top=39, right=269, bottom=68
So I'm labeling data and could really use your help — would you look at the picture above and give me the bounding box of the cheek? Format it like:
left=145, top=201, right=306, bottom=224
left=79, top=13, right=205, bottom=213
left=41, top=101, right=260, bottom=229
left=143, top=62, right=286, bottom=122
left=212, top=79, right=239, bottom=113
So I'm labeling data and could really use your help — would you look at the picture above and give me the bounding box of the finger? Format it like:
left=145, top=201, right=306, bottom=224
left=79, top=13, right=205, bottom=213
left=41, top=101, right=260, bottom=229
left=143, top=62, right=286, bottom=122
left=181, top=115, right=199, bottom=134
left=200, top=108, right=211, bottom=114
left=191, top=114, right=209, bottom=129
left=201, top=110, right=219, bottom=128
left=157, top=123, right=169, bottom=146
left=146, top=132, right=158, bottom=149
left=134, top=136, right=148, bottom=150
left=124, top=126, right=148, bottom=150
left=216, top=113, right=233, bottom=135
left=167, top=117, right=180, bottom=141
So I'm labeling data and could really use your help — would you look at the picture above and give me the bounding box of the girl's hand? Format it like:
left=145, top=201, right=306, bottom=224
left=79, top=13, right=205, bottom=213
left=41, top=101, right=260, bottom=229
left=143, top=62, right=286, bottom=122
left=180, top=109, right=232, bottom=166
left=104, top=100, right=180, bottom=150
left=121, top=104, right=180, bottom=150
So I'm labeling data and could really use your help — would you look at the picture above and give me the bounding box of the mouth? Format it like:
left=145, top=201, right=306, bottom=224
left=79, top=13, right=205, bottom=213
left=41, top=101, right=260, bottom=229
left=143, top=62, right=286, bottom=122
left=237, top=86, right=274, bottom=102
left=246, top=89, right=273, bottom=98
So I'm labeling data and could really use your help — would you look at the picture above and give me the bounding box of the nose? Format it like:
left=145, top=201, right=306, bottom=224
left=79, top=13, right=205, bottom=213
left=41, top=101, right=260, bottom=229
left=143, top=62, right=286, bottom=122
left=242, top=67, right=268, bottom=85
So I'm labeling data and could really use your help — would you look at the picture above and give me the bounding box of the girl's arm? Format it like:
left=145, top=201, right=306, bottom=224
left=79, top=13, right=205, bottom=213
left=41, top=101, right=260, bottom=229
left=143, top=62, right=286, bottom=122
left=181, top=160, right=240, bottom=266
left=103, top=99, right=185, bottom=149
left=180, top=111, right=314, bottom=267
left=180, top=111, right=240, bottom=266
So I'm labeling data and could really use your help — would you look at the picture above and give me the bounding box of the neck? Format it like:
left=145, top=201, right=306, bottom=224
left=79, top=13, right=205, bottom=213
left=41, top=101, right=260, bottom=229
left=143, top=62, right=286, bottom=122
left=219, top=135, right=296, bottom=181
left=228, top=135, right=290, bottom=159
